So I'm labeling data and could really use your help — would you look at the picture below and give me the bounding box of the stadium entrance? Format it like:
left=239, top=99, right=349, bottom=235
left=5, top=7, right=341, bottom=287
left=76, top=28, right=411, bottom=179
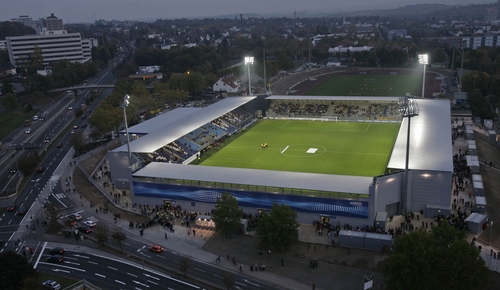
left=319, top=215, right=330, bottom=223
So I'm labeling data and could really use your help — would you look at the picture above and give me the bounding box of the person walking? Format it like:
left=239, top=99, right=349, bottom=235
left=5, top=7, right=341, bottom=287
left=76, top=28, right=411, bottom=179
left=281, top=258, right=284, bottom=266
left=239, top=264, right=243, bottom=272
left=312, top=282, right=316, bottom=290
left=164, top=232, right=168, bottom=239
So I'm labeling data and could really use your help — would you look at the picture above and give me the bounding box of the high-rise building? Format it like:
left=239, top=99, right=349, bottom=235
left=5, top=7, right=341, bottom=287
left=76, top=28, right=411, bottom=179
left=6, top=30, right=94, bottom=67
left=485, top=7, right=498, bottom=22
left=44, top=13, right=64, bottom=31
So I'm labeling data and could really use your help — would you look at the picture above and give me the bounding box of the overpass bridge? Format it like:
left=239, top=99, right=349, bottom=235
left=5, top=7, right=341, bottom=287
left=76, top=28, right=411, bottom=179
left=49, top=84, right=116, bottom=93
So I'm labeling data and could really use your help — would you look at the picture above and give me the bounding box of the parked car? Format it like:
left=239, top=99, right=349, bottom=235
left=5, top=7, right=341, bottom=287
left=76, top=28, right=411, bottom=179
left=149, top=245, right=164, bottom=253
left=83, top=220, right=96, bottom=227
left=78, top=225, right=93, bottom=234
left=49, top=247, right=65, bottom=255
left=70, top=213, right=82, bottom=220
left=18, top=206, right=26, bottom=215
left=42, top=280, right=61, bottom=290
left=46, top=255, right=64, bottom=263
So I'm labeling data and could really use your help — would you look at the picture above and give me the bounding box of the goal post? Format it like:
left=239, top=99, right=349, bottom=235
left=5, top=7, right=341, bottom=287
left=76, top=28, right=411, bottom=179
left=321, top=116, right=338, bottom=122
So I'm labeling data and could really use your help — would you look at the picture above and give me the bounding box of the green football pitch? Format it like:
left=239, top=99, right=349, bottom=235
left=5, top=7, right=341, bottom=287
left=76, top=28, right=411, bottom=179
left=200, top=120, right=400, bottom=177
left=305, top=74, right=422, bottom=96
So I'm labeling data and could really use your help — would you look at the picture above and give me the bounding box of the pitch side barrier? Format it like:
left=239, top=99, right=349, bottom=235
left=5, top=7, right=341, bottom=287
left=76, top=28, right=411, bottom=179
left=264, top=116, right=400, bottom=123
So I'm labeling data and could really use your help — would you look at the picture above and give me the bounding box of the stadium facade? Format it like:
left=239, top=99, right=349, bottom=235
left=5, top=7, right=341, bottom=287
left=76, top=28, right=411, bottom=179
left=108, top=95, right=453, bottom=227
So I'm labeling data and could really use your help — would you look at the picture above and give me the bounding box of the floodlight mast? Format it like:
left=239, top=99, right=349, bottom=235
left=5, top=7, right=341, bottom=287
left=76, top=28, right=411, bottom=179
left=399, top=96, right=419, bottom=216
left=418, top=54, right=428, bottom=98
left=121, top=94, right=132, bottom=166
left=244, top=57, right=254, bottom=95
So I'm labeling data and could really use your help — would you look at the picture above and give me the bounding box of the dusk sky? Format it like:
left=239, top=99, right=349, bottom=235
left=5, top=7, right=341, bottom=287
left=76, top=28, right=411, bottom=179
left=1, top=0, right=493, bottom=23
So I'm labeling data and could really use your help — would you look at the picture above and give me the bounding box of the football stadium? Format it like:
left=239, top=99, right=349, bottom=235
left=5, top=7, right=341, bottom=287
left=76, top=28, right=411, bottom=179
left=108, top=74, right=453, bottom=227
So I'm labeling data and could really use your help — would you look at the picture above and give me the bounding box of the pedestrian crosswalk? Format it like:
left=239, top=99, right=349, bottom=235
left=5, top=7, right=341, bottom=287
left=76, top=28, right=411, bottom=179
left=55, top=193, right=66, bottom=199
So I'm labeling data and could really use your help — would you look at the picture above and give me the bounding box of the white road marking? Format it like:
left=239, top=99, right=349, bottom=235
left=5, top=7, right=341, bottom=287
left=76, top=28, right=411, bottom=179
left=115, top=280, right=126, bottom=285
left=73, top=254, right=89, bottom=259
left=88, top=261, right=98, bottom=265
left=147, top=280, right=158, bottom=285
left=133, top=280, right=150, bottom=288
left=108, top=266, right=118, bottom=270
left=127, top=273, right=138, bottom=277
left=236, top=281, right=247, bottom=286
left=244, top=279, right=260, bottom=287
left=95, top=273, right=106, bottom=278
left=144, top=273, right=159, bottom=280
left=195, top=267, right=206, bottom=273
left=52, top=269, right=70, bottom=273
left=38, top=262, right=86, bottom=272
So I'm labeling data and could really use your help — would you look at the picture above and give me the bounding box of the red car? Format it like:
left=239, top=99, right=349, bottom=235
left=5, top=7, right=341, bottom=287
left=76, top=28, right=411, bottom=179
left=6, top=204, right=15, bottom=212
left=149, top=245, right=164, bottom=253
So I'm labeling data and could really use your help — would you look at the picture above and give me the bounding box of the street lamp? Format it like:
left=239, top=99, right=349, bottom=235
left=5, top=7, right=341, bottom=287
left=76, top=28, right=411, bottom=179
left=121, top=94, right=132, bottom=166
left=418, top=54, right=428, bottom=98
left=244, top=56, right=254, bottom=95
left=399, top=96, right=419, bottom=215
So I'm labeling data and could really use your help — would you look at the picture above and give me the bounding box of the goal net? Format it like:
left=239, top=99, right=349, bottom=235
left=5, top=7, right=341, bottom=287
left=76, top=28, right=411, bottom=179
left=321, top=116, right=338, bottom=122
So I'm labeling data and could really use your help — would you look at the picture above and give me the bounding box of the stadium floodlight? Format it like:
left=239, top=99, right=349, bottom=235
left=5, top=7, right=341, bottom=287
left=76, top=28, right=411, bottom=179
left=418, top=54, right=428, bottom=98
left=245, top=56, right=254, bottom=95
left=121, top=94, right=132, bottom=165
left=399, top=96, right=419, bottom=216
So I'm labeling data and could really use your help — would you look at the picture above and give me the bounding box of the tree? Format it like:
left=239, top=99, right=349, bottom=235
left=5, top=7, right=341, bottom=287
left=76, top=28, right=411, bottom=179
left=211, top=192, right=243, bottom=238
left=257, top=203, right=299, bottom=252
left=112, top=230, right=126, bottom=252
left=0, top=251, right=38, bottom=290
left=94, top=223, right=109, bottom=246
left=0, top=93, right=19, bottom=111
left=384, top=222, right=489, bottom=290
left=221, top=272, right=235, bottom=290
left=179, top=256, right=192, bottom=276
left=17, top=155, right=38, bottom=175
left=70, top=131, right=87, bottom=155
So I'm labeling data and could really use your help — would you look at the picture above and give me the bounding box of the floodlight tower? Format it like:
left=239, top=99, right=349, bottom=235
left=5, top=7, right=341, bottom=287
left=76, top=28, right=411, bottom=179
left=244, top=56, right=254, bottom=95
left=418, top=54, right=428, bottom=98
left=399, top=96, right=419, bottom=215
left=121, top=94, right=132, bottom=165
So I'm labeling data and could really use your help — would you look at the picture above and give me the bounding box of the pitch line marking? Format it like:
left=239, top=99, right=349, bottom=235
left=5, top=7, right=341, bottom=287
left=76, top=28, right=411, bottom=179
left=281, top=146, right=289, bottom=154
left=365, top=123, right=371, bottom=131
left=280, top=121, right=290, bottom=128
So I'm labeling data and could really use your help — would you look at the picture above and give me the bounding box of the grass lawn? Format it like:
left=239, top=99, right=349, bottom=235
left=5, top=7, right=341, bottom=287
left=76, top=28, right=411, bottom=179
left=200, top=120, right=399, bottom=176
left=305, top=74, right=422, bottom=96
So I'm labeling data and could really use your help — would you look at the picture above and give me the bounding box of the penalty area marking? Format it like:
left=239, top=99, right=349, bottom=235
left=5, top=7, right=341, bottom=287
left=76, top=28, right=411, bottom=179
left=281, top=146, right=289, bottom=154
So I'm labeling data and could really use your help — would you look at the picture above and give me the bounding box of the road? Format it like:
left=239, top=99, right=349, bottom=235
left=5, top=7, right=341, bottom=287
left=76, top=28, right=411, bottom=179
left=36, top=243, right=201, bottom=290
left=0, top=60, right=117, bottom=247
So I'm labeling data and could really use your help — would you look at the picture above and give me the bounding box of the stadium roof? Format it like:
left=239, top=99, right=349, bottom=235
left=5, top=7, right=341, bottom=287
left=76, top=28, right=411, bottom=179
left=133, top=163, right=373, bottom=195
left=267, top=95, right=400, bottom=101
left=387, top=99, right=453, bottom=172
left=125, top=107, right=202, bottom=135
left=113, top=96, right=255, bottom=153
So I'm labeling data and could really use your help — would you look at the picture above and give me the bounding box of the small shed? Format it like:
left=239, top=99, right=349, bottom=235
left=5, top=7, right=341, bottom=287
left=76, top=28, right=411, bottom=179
left=474, top=196, right=487, bottom=213
left=465, top=125, right=474, bottom=140
left=374, top=212, right=388, bottom=230
left=425, top=204, right=450, bottom=218
left=466, top=155, right=480, bottom=174
left=467, top=140, right=477, bottom=155
left=484, top=119, right=493, bottom=130
left=338, top=230, right=365, bottom=249
left=488, top=130, right=496, bottom=141
left=364, top=232, right=393, bottom=251
left=465, top=213, right=488, bottom=235
left=472, top=174, right=484, bottom=196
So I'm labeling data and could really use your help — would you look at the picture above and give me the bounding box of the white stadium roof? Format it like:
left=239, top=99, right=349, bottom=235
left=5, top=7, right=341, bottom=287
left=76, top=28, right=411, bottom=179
left=133, top=162, right=373, bottom=194
left=113, top=96, right=255, bottom=153
left=126, top=107, right=202, bottom=135
left=387, top=99, right=453, bottom=172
